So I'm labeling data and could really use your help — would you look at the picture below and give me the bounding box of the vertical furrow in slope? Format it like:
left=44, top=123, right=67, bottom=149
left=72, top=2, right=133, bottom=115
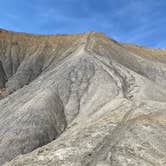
left=0, top=60, right=7, bottom=89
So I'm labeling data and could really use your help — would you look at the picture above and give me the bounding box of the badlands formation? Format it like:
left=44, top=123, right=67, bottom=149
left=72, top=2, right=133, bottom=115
left=0, top=29, right=166, bottom=165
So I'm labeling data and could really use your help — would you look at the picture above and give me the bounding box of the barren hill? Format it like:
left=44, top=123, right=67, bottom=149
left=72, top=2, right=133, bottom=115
left=0, top=29, right=166, bottom=166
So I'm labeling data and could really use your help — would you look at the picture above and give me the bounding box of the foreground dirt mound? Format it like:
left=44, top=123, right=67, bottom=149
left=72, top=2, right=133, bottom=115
left=0, top=29, right=166, bottom=166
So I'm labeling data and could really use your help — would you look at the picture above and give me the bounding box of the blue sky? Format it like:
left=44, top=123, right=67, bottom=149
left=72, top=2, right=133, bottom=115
left=0, top=0, right=166, bottom=48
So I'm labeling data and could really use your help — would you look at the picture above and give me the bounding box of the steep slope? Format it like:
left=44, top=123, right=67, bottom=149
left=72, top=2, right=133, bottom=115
left=0, top=29, right=166, bottom=166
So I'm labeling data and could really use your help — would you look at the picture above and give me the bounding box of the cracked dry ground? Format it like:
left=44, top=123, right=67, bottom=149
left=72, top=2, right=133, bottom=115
left=0, top=29, right=166, bottom=166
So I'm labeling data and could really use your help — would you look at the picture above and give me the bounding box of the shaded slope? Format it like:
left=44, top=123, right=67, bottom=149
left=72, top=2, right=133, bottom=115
left=0, top=29, right=86, bottom=94
left=0, top=29, right=166, bottom=166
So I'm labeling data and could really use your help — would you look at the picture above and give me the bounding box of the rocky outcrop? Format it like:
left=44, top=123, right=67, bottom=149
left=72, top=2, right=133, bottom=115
left=0, top=29, right=166, bottom=165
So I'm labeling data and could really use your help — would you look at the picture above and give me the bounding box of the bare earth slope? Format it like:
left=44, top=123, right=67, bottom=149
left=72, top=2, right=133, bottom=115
left=0, top=29, right=166, bottom=166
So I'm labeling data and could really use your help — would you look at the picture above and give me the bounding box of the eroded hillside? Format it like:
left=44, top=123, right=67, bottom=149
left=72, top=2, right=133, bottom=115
left=0, top=29, right=166, bottom=166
